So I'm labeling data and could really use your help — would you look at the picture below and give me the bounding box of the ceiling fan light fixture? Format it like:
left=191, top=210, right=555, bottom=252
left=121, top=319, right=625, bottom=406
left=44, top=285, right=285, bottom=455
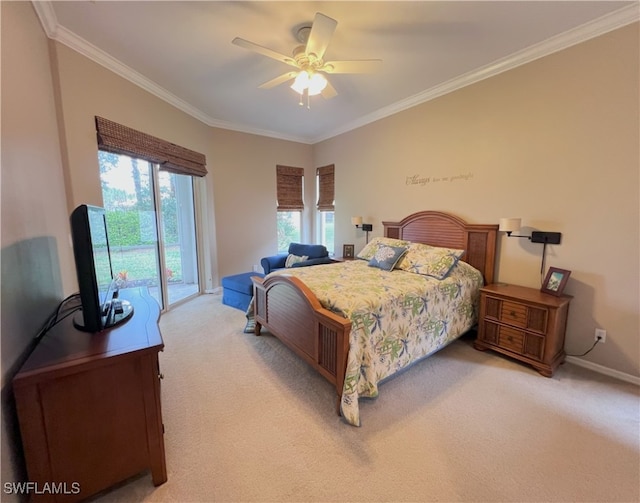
left=291, top=71, right=310, bottom=94
left=308, top=72, right=328, bottom=96
left=291, top=71, right=327, bottom=96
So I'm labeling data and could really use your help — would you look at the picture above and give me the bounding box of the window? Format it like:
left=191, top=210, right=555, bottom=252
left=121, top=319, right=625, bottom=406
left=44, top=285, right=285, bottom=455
left=318, top=211, right=334, bottom=254
left=277, top=211, right=301, bottom=252
left=317, top=164, right=335, bottom=254
left=276, top=165, right=304, bottom=252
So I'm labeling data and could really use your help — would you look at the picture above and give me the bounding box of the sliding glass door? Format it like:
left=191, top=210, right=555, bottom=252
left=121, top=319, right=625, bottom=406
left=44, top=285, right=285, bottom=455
left=99, top=151, right=200, bottom=309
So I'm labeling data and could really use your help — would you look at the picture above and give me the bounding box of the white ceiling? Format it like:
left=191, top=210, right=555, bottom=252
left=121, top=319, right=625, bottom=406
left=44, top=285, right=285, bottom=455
left=37, top=1, right=638, bottom=144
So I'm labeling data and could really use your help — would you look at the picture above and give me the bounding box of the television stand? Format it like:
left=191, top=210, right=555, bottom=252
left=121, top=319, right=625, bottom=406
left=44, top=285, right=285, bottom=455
left=13, top=287, right=167, bottom=502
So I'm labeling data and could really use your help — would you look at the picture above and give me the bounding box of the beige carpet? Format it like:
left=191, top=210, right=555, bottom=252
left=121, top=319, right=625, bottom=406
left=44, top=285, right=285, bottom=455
left=93, top=293, right=640, bottom=503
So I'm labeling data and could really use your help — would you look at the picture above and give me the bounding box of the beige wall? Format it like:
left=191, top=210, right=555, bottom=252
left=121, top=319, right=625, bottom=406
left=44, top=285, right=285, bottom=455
left=1, top=4, right=74, bottom=291
left=315, top=23, right=640, bottom=377
left=210, top=127, right=312, bottom=279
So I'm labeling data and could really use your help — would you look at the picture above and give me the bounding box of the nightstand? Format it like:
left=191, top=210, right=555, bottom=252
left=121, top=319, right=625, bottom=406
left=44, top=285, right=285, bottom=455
left=474, top=283, right=572, bottom=377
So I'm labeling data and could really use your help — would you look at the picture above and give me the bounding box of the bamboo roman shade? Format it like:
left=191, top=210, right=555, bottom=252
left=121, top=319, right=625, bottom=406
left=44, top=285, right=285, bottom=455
left=316, top=164, right=335, bottom=211
left=95, top=116, right=207, bottom=177
left=276, top=165, right=304, bottom=211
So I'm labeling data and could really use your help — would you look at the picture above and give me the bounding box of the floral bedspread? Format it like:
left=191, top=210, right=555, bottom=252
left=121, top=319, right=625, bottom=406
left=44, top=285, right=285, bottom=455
left=270, top=259, right=484, bottom=426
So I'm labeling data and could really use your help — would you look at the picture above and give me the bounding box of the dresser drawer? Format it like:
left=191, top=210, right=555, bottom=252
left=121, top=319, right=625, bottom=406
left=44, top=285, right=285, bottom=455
left=485, top=295, right=548, bottom=334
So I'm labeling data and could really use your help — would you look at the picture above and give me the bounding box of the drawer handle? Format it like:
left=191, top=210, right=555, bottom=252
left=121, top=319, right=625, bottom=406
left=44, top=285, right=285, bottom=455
left=507, top=336, right=513, bottom=342
left=510, top=311, right=517, bottom=317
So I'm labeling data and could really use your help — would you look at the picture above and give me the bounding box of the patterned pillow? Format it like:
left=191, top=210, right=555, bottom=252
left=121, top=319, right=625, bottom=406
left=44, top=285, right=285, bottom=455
left=396, top=243, right=465, bottom=279
left=368, top=245, right=408, bottom=271
left=357, top=237, right=411, bottom=261
left=285, top=254, right=308, bottom=267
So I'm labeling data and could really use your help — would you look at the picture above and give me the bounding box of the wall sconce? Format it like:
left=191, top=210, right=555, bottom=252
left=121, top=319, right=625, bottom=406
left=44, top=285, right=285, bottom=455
left=498, top=218, right=561, bottom=244
left=499, top=217, right=562, bottom=280
left=352, top=216, right=373, bottom=243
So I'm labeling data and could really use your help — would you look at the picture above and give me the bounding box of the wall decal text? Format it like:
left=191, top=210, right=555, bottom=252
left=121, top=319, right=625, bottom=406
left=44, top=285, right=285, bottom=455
left=406, top=172, right=474, bottom=186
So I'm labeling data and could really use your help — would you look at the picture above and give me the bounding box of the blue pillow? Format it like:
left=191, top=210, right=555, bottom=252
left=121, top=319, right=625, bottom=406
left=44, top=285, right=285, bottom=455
left=368, top=245, right=408, bottom=271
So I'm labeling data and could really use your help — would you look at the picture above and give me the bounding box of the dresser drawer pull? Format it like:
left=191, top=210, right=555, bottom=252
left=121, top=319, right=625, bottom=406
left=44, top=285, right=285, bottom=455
left=507, top=336, right=513, bottom=342
left=510, top=311, right=516, bottom=317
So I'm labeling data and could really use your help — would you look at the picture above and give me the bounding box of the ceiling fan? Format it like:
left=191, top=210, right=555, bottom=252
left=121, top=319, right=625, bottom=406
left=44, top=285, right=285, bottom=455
left=232, top=12, right=381, bottom=106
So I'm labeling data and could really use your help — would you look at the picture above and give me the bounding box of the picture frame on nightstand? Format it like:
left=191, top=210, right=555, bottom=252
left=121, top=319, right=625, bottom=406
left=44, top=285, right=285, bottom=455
left=541, top=267, right=571, bottom=296
left=343, top=244, right=355, bottom=259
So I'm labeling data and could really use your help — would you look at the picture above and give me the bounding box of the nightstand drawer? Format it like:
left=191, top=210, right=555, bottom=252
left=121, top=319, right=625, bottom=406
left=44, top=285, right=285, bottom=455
left=500, top=301, right=527, bottom=328
left=497, top=325, right=524, bottom=353
left=485, top=296, right=548, bottom=334
left=481, top=321, right=545, bottom=361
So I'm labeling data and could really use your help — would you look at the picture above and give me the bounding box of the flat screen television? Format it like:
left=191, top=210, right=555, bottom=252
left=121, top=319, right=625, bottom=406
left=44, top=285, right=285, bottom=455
left=70, top=204, right=133, bottom=332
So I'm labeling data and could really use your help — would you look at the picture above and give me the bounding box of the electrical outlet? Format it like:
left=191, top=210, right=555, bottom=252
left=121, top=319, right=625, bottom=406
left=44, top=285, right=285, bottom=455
left=595, top=328, right=607, bottom=343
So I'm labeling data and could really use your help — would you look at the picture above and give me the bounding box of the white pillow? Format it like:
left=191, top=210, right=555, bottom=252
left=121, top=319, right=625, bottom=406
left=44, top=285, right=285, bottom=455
left=285, top=254, right=309, bottom=267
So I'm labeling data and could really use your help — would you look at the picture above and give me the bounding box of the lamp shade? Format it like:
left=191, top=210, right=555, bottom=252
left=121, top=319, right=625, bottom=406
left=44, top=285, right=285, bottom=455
left=351, top=216, right=363, bottom=226
left=499, top=217, right=522, bottom=233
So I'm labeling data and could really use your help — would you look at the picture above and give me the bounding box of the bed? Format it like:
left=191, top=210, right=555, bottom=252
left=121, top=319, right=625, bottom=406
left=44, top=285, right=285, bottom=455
left=251, top=211, right=498, bottom=426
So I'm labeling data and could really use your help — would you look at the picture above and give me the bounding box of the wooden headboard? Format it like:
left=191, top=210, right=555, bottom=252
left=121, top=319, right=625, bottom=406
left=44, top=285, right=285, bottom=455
left=383, top=211, right=498, bottom=285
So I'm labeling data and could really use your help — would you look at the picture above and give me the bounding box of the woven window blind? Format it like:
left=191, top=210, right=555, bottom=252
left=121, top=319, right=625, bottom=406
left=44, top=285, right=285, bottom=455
left=316, top=164, right=335, bottom=211
left=95, top=116, right=207, bottom=177
left=276, top=165, right=304, bottom=211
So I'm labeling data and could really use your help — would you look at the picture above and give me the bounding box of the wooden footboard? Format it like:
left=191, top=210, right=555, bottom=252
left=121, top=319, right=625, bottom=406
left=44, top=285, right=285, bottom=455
left=252, top=275, right=351, bottom=402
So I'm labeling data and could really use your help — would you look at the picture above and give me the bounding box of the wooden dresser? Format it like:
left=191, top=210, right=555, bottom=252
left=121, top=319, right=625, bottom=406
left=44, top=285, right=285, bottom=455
left=474, top=283, right=572, bottom=377
left=13, top=288, right=167, bottom=502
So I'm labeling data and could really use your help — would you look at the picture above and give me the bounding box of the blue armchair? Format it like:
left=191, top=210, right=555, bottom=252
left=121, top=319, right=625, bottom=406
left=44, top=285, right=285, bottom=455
left=261, top=242, right=333, bottom=274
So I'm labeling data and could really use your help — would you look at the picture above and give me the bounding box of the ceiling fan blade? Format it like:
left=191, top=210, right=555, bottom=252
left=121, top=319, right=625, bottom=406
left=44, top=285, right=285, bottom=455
left=232, top=37, right=298, bottom=67
left=322, top=60, right=382, bottom=74
left=259, top=72, right=298, bottom=89
left=321, top=80, right=338, bottom=99
left=305, top=13, right=337, bottom=60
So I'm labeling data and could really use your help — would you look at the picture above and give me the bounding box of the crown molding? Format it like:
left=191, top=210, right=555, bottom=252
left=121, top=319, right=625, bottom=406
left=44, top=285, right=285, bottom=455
left=312, top=3, right=640, bottom=143
left=32, top=1, right=638, bottom=146
left=31, top=0, right=58, bottom=38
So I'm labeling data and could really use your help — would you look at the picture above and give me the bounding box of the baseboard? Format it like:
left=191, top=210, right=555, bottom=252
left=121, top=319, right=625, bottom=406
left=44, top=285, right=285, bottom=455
left=565, top=356, right=640, bottom=386
left=205, top=287, right=222, bottom=294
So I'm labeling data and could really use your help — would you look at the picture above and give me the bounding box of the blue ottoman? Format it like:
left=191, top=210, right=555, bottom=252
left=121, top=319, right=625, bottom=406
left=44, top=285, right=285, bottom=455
left=221, top=272, right=264, bottom=311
